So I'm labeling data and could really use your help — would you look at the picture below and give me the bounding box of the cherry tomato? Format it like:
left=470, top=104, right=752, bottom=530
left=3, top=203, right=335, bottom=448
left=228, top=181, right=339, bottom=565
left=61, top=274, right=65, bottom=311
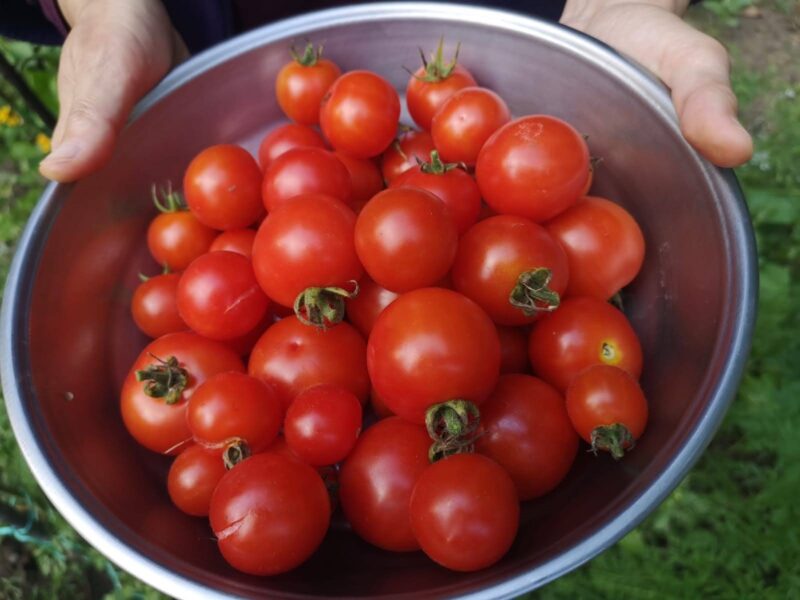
left=275, top=44, right=341, bottom=126
left=528, top=296, right=643, bottom=391
left=368, top=288, right=500, bottom=423
left=131, top=272, right=186, bottom=338
left=248, top=316, right=369, bottom=410
left=497, top=325, right=530, bottom=374
left=409, top=453, right=519, bottom=571
left=167, top=444, right=226, bottom=516
left=566, top=364, right=648, bottom=459
left=209, top=228, right=256, bottom=259
left=355, top=187, right=457, bottom=293
left=218, top=311, right=272, bottom=357
left=209, top=453, right=330, bottom=575
left=147, top=209, right=216, bottom=271
left=320, top=70, right=400, bottom=159
left=261, top=147, right=352, bottom=212
left=476, top=115, right=590, bottom=222
left=339, top=417, right=430, bottom=551
left=334, top=152, right=384, bottom=212
left=252, top=193, right=362, bottom=308
left=346, top=276, right=399, bottom=338
left=284, top=384, right=363, bottom=466
left=380, top=129, right=436, bottom=183
left=431, top=87, right=510, bottom=166
left=545, top=196, right=645, bottom=300
left=476, top=375, right=578, bottom=500
left=257, top=123, right=327, bottom=169
left=120, top=332, right=244, bottom=454
left=177, top=251, right=269, bottom=340
left=183, top=144, right=263, bottom=230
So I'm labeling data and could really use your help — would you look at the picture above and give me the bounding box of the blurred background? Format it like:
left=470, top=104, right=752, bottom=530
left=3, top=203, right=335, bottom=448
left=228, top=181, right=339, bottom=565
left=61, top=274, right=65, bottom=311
left=0, top=1, right=798, bottom=598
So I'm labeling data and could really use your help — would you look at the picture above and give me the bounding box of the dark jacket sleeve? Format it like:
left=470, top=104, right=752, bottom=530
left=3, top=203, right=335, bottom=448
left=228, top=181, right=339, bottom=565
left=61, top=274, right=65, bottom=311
left=0, top=0, right=67, bottom=45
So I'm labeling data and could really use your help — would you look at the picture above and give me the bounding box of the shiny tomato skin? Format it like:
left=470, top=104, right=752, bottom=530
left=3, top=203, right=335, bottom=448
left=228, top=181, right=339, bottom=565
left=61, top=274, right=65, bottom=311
left=248, top=316, right=369, bottom=410
left=209, top=453, right=330, bottom=575
left=131, top=273, right=186, bottom=338
left=252, top=193, right=362, bottom=308
left=452, top=215, right=570, bottom=325
left=528, top=296, right=643, bottom=391
left=346, top=276, right=399, bottom=338
left=380, top=129, right=436, bottom=183
left=545, top=196, right=645, bottom=300
left=167, top=444, right=226, bottom=516
left=209, top=228, right=257, bottom=259
left=339, top=417, right=430, bottom=551
left=476, top=374, right=578, bottom=500
left=146, top=211, right=216, bottom=271
left=120, top=332, right=245, bottom=454
left=257, top=123, right=327, bottom=169
left=476, top=116, right=590, bottom=222
left=367, top=288, right=500, bottom=424
left=497, top=325, right=530, bottom=374
left=276, top=56, right=341, bottom=126
left=183, top=144, right=264, bottom=230
left=320, top=70, right=401, bottom=159
left=407, top=64, right=477, bottom=131
left=334, top=152, right=384, bottom=212
left=410, top=453, right=519, bottom=572
left=431, top=87, right=511, bottom=166
left=354, top=187, right=457, bottom=293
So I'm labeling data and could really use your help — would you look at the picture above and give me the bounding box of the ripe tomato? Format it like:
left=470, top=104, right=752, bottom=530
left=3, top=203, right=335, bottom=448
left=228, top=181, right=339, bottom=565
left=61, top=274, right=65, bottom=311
left=496, top=325, right=530, bottom=374
left=320, top=70, right=400, bottom=159
left=476, top=375, right=578, bottom=500
left=275, top=44, right=341, bottom=125
left=354, top=188, right=457, bottom=293
left=248, top=316, right=369, bottom=409
left=334, top=152, right=384, bottom=212
left=476, top=115, right=590, bottom=222
left=146, top=204, right=216, bottom=271
left=346, top=276, right=399, bottom=338
left=131, top=272, right=186, bottom=338
left=257, top=123, right=327, bottom=169
left=183, top=144, right=263, bottom=230
left=528, top=296, right=643, bottom=391
left=120, top=332, right=244, bottom=454
left=431, top=87, right=510, bottom=166
left=209, top=228, right=256, bottom=259
left=167, top=444, right=226, bottom=516
left=367, top=288, right=500, bottom=423
left=177, top=251, right=269, bottom=340
left=452, top=215, right=569, bottom=325
left=252, top=193, right=362, bottom=308
left=339, top=417, right=430, bottom=551
left=409, top=453, right=519, bottom=572
left=261, top=147, right=352, bottom=212
left=545, top=196, right=645, bottom=300
left=209, top=453, right=330, bottom=575
left=217, top=310, right=272, bottom=357
left=380, top=129, right=435, bottom=183
left=284, top=384, right=363, bottom=466
left=566, top=365, right=648, bottom=459
left=391, top=152, right=481, bottom=235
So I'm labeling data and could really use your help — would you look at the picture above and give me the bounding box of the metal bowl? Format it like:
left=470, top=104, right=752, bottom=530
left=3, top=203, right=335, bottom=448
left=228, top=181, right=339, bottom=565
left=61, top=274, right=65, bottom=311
left=1, top=3, right=756, bottom=598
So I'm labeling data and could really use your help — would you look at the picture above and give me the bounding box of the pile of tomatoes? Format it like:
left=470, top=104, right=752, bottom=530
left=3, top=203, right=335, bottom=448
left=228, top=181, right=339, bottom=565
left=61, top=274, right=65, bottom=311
left=122, top=41, right=648, bottom=576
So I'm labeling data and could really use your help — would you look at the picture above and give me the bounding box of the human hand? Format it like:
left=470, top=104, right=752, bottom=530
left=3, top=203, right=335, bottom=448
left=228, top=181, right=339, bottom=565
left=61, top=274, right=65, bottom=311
left=39, top=0, right=188, bottom=182
left=561, top=0, right=753, bottom=168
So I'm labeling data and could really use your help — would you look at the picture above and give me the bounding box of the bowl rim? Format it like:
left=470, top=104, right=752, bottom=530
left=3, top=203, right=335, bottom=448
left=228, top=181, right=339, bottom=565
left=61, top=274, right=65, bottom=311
left=0, top=3, right=757, bottom=599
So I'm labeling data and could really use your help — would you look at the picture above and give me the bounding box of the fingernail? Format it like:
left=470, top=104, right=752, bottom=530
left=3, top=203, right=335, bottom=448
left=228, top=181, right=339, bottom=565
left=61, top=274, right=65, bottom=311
left=40, top=140, right=82, bottom=166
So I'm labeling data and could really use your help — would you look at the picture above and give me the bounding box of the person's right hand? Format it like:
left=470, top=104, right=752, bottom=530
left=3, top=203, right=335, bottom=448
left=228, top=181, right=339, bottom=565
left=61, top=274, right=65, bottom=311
left=39, top=0, right=187, bottom=182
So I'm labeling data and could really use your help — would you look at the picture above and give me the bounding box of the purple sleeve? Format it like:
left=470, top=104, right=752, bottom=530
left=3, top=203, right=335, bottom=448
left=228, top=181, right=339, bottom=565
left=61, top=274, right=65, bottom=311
left=38, top=0, right=69, bottom=37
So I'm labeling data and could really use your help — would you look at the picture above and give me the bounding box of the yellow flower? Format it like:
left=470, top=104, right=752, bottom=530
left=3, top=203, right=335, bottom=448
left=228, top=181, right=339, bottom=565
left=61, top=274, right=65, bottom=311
left=0, top=105, right=22, bottom=127
left=35, top=133, right=52, bottom=154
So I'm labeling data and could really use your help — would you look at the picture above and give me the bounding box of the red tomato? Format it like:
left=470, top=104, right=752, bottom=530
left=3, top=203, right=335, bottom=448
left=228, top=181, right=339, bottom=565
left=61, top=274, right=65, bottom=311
left=431, top=87, right=510, bottom=166
left=410, top=453, right=519, bottom=571
left=380, top=129, right=436, bottom=183
left=183, top=144, right=263, bottom=230
left=209, top=453, right=330, bottom=575
left=275, top=44, right=341, bottom=126
left=354, top=188, right=457, bottom=293
left=476, top=375, right=578, bottom=499
left=167, top=444, right=226, bottom=516
left=120, top=332, right=244, bottom=454
left=369, top=387, right=395, bottom=420
left=476, top=116, right=590, bottom=222
left=339, top=417, right=430, bottom=551
left=131, top=272, right=186, bottom=338
left=346, top=276, right=399, bottom=338
left=177, top=251, right=269, bottom=340
left=261, top=147, right=352, bottom=212
left=368, top=288, right=500, bottom=423
left=257, top=123, right=327, bottom=169
left=252, top=193, right=362, bottom=308
left=218, top=311, right=272, bottom=357
left=284, top=384, right=363, bottom=466
left=545, top=196, right=645, bottom=300
left=566, top=365, right=648, bottom=459
left=147, top=210, right=216, bottom=271
left=528, top=297, right=643, bottom=391
left=320, top=70, right=400, bottom=159
left=334, top=152, right=384, bottom=212
left=452, top=215, right=569, bottom=325
left=248, top=316, right=369, bottom=410
left=496, top=325, right=530, bottom=374
left=209, top=228, right=256, bottom=259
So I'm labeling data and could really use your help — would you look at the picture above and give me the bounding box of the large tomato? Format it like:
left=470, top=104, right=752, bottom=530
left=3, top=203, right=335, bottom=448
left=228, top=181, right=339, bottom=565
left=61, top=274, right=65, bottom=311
left=275, top=44, right=341, bottom=125
left=380, top=129, right=436, bottom=183
left=131, top=272, right=186, bottom=338
left=257, top=122, right=327, bottom=169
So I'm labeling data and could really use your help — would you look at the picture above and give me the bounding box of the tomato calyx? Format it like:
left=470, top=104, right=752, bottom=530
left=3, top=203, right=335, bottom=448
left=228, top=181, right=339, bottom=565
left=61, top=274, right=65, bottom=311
left=425, top=399, right=482, bottom=462
left=134, top=354, right=188, bottom=405
left=151, top=182, right=186, bottom=213
left=417, top=150, right=463, bottom=175
left=138, top=263, right=172, bottom=283
left=409, top=37, right=462, bottom=83
left=509, top=268, right=561, bottom=316
left=290, top=41, right=323, bottom=67
left=223, top=439, right=251, bottom=469
left=590, top=423, right=635, bottom=460
left=294, top=281, right=360, bottom=329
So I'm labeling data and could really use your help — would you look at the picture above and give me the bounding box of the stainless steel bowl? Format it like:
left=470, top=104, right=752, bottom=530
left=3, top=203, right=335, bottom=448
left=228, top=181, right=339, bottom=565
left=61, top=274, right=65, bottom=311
left=1, top=3, right=756, bottom=598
